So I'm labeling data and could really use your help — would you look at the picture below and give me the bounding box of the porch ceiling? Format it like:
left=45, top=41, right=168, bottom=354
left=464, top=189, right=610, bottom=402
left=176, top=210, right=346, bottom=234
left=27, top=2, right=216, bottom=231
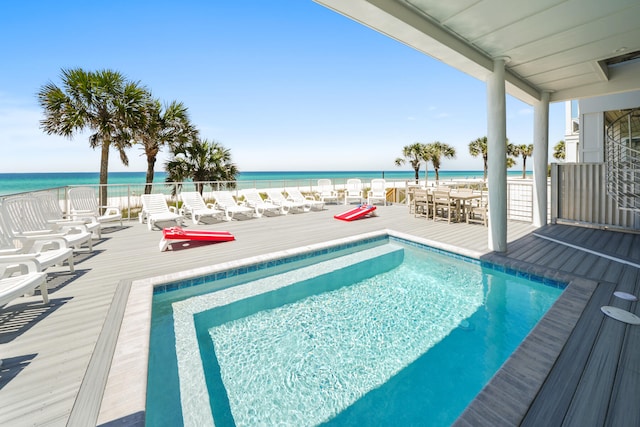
left=314, top=0, right=640, bottom=105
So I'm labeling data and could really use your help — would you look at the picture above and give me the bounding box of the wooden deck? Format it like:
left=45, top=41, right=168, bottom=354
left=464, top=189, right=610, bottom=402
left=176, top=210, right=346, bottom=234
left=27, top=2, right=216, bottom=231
left=1, top=204, right=639, bottom=426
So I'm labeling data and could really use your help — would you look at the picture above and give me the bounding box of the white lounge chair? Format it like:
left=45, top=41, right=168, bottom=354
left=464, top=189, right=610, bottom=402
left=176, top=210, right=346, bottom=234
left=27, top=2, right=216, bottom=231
left=265, top=189, right=307, bottom=213
left=179, top=192, right=224, bottom=224
left=1, top=196, right=93, bottom=252
left=241, top=189, right=285, bottom=217
left=0, top=212, right=74, bottom=274
left=344, top=179, right=363, bottom=205
left=35, top=191, right=101, bottom=238
left=212, top=191, right=255, bottom=221
left=286, top=188, right=325, bottom=211
left=140, top=194, right=184, bottom=230
left=0, top=257, right=48, bottom=308
left=316, top=179, right=340, bottom=204
left=367, top=179, right=387, bottom=206
left=68, top=186, right=123, bottom=227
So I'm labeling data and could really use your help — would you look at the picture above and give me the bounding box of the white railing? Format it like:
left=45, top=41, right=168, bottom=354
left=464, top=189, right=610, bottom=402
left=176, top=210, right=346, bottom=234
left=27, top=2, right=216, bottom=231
left=605, top=108, right=640, bottom=211
left=1, top=177, right=537, bottom=223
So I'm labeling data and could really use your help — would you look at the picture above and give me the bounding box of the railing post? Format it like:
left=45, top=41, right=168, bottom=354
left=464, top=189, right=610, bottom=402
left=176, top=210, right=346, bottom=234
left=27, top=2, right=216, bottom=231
left=550, top=163, right=559, bottom=223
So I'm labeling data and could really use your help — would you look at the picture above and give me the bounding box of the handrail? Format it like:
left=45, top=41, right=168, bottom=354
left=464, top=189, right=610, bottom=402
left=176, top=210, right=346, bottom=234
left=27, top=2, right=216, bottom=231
left=605, top=108, right=640, bottom=211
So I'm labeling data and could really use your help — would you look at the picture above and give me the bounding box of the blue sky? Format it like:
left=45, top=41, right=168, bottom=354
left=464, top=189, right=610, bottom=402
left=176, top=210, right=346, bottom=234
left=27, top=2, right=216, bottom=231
left=0, top=0, right=565, bottom=173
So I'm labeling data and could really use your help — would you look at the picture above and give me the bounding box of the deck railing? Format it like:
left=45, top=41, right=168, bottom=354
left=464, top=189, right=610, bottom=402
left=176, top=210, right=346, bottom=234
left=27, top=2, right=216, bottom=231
left=551, top=163, right=640, bottom=230
left=0, top=177, right=537, bottom=223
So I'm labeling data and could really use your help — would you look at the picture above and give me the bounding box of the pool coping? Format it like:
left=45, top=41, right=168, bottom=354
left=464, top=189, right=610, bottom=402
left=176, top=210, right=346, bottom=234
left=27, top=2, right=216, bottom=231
left=94, top=228, right=588, bottom=425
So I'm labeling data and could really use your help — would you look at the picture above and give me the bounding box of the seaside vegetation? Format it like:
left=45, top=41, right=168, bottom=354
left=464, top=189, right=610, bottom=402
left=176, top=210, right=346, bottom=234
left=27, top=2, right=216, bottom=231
left=165, top=138, right=238, bottom=195
left=553, top=140, right=566, bottom=160
left=468, top=136, right=521, bottom=180
left=38, top=69, right=147, bottom=204
left=38, top=67, right=238, bottom=198
left=395, top=141, right=457, bottom=184
left=513, top=144, right=534, bottom=178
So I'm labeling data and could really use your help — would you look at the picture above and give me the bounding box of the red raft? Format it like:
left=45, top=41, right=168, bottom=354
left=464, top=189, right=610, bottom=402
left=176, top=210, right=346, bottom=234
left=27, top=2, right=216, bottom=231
left=160, top=226, right=235, bottom=251
left=334, top=204, right=377, bottom=221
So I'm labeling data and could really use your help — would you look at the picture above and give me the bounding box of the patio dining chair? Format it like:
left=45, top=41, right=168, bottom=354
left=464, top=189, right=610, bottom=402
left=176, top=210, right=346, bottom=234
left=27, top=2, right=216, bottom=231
left=432, top=191, right=455, bottom=223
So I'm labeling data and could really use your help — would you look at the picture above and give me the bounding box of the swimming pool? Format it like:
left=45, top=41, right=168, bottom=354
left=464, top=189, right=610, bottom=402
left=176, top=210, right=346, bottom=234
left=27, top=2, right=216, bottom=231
left=146, top=235, right=564, bottom=426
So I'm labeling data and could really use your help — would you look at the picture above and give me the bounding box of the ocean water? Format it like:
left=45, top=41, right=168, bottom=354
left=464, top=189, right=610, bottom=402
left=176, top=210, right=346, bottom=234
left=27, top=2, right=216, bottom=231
left=0, top=170, right=529, bottom=196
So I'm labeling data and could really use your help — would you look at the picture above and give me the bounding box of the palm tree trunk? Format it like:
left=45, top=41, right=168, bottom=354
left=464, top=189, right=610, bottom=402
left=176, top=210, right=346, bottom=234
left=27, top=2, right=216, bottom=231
left=522, top=157, right=527, bottom=178
left=413, top=167, right=420, bottom=184
left=99, top=143, right=110, bottom=212
left=483, top=157, right=488, bottom=181
left=145, top=155, right=156, bottom=194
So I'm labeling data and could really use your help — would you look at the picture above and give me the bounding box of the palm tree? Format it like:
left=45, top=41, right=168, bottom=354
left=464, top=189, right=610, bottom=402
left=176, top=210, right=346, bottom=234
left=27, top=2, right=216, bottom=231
left=513, top=144, right=534, bottom=178
left=468, top=137, right=488, bottom=180
left=425, top=141, right=456, bottom=182
left=395, top=142, right=430, bottom=183
left=165, top=138, right=239, bottom=194
left=553, top=140, right=565, bottom=160
left=506, top=142, right=518, bottom=169
left=137, top=97, right=196, bottom=194
left=38, top=68, right=148, bottom=204
left=469, top=136, right=517, bottom=178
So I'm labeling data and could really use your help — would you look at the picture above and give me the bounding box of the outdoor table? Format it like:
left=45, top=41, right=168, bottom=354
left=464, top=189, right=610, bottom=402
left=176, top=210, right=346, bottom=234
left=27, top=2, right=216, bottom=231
left=449, top=191, right=482, bottom=222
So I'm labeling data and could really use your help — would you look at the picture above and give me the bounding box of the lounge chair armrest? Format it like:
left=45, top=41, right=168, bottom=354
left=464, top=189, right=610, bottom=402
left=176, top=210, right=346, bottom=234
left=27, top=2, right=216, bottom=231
left=0, top=254, right=38, bottom=263
left=0, top=248, right=21, bottom=256
left=98, top=205, right=121, bottom=215
left=20, top=230, right=57, bottom=237
left=0, top=255, right=42, bottom=274
left=17, top=234, right=69, bottom=251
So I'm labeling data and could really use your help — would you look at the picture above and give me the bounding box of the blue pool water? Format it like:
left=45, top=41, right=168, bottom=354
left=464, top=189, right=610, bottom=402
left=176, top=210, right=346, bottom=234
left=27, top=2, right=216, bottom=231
left=146, top=238, right=563, bottom=427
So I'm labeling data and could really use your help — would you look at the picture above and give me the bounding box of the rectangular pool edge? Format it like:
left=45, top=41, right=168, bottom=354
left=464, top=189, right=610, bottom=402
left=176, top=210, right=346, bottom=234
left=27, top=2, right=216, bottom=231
left=96, top=228, right=580, bottom=426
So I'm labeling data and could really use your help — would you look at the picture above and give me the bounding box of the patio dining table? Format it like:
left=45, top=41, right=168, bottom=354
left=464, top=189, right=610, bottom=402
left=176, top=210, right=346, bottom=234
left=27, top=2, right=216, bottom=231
left=449, top=190, right=482, bottom=221
left=445, top=190, right=482, bottom=222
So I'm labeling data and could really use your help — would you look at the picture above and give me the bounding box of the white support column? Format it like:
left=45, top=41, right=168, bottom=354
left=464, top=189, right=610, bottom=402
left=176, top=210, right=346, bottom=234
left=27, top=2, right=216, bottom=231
left=487, top=57, right=508, bottom=252
left=533, top=91, right=550, bottom=227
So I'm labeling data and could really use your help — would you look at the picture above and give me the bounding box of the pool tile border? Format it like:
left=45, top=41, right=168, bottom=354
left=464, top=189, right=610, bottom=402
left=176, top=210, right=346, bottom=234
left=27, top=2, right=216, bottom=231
left=153, top=230, right=566, bottom=297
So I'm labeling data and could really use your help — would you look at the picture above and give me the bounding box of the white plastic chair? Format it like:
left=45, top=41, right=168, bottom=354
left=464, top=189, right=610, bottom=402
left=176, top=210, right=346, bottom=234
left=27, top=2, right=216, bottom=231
left=140, top=194, right=184, bottom=231
left=212, top=191, right=255, bottom=221
left=35, top=191, right=101, bottom=238
left=241, top=189, right=285, bottom=217
left=0, top=257, right=48, bottom=307
left=68, top=187, right=122, bottom=227
left=367, top=179, right=387, bottom=206
left=316, top=179, right=339, bottom=204
left=0, top=211, right=74, bottom=273
left=179, top=192, right=224, bottom=224
left=344, top=179, right=363, bottom=205
left=265, top=189, right=306, bottom=213
left=286, top=188, right=325, bottom=211
left=1, top=196, right=93, bottom=252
